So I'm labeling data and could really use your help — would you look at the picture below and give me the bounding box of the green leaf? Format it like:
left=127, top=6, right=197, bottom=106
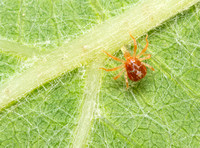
left=0, top=0, right=200, bottom=147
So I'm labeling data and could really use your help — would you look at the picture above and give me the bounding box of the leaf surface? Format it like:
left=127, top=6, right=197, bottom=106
left=0, top=0, right=200, bottom=147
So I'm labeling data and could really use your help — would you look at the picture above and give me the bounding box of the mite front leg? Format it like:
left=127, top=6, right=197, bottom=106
left=137, top=35, right=149, bottom=58
left=129, top=33, right=137, bottom=58
left=102, top=50, right=125, bottom=63
left=100, top=64, right=124, bottom=71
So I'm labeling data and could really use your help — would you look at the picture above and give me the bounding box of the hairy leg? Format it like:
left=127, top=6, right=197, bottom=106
left=139, top=54, right=151, bottom=61
left=125, top=72, right=129, bottom=88
left=141, top=62, right=155, bottom=71
left=113, top=68, right=125, bottom=80
left=100, top=64, right=124, bottom=71
left=102, top=50, right=125, bottom=63
left=129, top=33, right=137, bottom=58
left=137, top=35, right=149, bottom=58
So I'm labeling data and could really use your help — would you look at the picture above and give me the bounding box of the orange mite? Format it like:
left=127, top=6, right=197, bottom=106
left=100, top=33, right=155, bottom=88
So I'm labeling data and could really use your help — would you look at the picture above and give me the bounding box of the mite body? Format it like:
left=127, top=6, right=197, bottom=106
left=125, top=57, right=147, bottom=81
left=100, top=33, right=154, bottom=88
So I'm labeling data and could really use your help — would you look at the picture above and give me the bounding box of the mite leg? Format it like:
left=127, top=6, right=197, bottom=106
left=139, top=54, right=151, bottom=61
left=137, top=35, right=149, bottom=58
left=141, top=62, right=155, bottom=71
left=102, top=50, right=125, bottom=63
left=113, top=68, right=125, bottom=80
left=125, top=72, right=129, bottom=89
left=129, top=33, right=137, bottom=57
left=100, top=64, right=124, bottom=71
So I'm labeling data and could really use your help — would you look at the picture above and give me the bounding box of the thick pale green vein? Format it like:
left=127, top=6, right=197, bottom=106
left=0, top=39, right=43, bottom=58
left=72, top=62, right=102, bottom=147
left=0, top=0, right=199, bottom=110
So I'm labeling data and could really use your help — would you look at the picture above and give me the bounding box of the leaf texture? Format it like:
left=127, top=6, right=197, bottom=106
left=0, top=0, right=200, bottom=147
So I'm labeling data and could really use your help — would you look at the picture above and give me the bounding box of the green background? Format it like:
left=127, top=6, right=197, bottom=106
left=0, top=0, right=200, bottom=147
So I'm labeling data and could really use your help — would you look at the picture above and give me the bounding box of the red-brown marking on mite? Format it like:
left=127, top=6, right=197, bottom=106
left=100, top=33, right=154, bottom=88
left=125, top=57, right=147, bottom=81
